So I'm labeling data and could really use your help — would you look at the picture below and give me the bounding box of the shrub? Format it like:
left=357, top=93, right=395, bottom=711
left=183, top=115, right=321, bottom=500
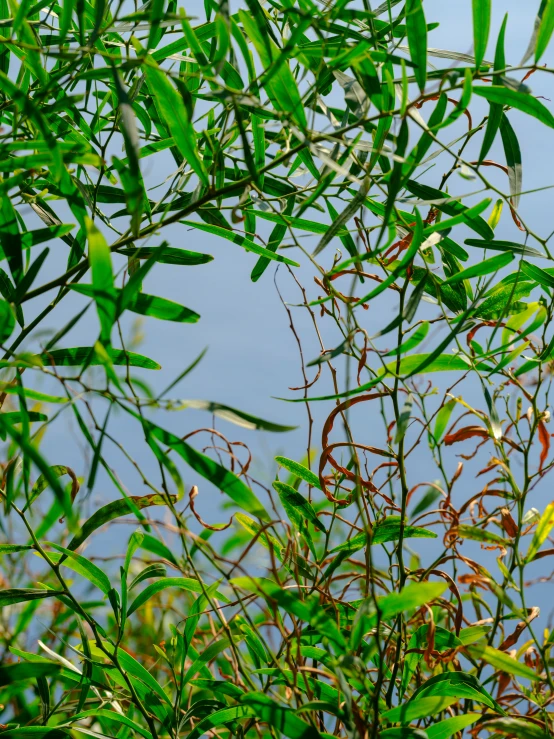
left=1, top=1, right=554, bottom=738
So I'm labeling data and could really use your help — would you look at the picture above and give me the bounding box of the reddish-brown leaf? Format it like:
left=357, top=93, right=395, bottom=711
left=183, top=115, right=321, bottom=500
left=444, top=426, right=489, bottom=446
left=538, top=420, right=550, bottom=471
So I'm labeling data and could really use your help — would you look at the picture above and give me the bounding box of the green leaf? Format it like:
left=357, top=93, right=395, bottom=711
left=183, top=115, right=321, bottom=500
left=232, top=576, right=346, bottom=647
left=241, top=693, right=321, bottom=739
left=275, top=456, right=321, bottom=490
left=466, top=642, right=540, bottom=680
left=442, top=251, right=513, bottom=285
left=474, top=86, right=554, bottom=128
left=465, top=239, right=545, bottom=258
left=86, top=217, right=115, bottom=345
left=38, top=347, right=161, bottom=369
left=500, top=114, right=523, bottom=208
left=129, top=563, right=166, bottom=590
left=184, top=706, right=255, bottom=739
left=71, top=285, right=200, bottom=324
left=251, top=197, right=296, bottom=282
left=382, top=696, right=457, bottom=723
left=384, top=322, right=429, bottom=357
left=0, top=661, right=60, bottom=688
left=144, top=60, right=208, bottom=186
left=536, top=0, right=554, bottom=61
left=273, top=481, right=326, bottom=532
left=409, top=670, right=501, bottom=711
left=395, top=393, right=413, bottom=443
left=375, top=581, right=448, bottom=621
left=0, top=411, right=47, bottom=425
left=45, top=543, right=111, bottom=594
left=433, top=398, right=457, bottom=443
left=238, top=9, right=307, bottom=129
left=0, top=543, right=33, bottom=554
left=472, top=0, right=491, bottom=68
left=0, top=299, right=15, bottom=343
left=331, top=521, right=436, bottom=554
left=117, top=246, right=213, bottom=266
left=426, top=715, right=481, bottom=739
left=0, top=193, right=23, bottom=283
left=405, top=181, right=494, bottom=240
left=405, top=0, right=427, bottom=91
left=526, top=502, right=554, bottom=562
left=520, top=260, right=554, bottom=290
left=477, top=718, right=551, bottom=739
left=0, top=588, right=64, bottom=607
left=23, top=466, right=77, bottom=512
left=181, top=220, right=299, bottom=266
left=127, top=577, right=224, bottom=616
left=457, top=524, right=508, bottom=545
left=70, top=710, right=152, bottom=739
left=66, top=494, right=175, bottom=551
left=176, top=400, right=296, bottom=431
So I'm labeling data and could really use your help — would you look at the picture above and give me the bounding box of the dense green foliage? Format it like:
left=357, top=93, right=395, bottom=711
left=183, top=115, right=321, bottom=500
left=1, top=0, right=554, bottom=738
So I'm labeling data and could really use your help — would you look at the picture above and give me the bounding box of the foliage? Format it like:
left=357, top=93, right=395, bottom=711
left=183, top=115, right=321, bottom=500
left=1, top=1, right=554, bottom=739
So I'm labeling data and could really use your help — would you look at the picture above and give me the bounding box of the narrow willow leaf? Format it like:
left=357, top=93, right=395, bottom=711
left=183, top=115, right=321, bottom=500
left=39, top=347, right=161, bottom=369
left=457, top=524, right=508, bottom=545
left=176, top=400, right=296, bottom=431
left=185, top=706, right=255, bottom=739
left=536, top=0, right=554, bottom=61
left=0, top=299, right=15, bottom=343
left=275, top=456, right=321, bottom=490
left=273, top=481, right=326, bottom=532
left=85, top=217, right=115, bottom=345
left=464, top=239, right=545, bottom=259
left=521, top=0, right=550, bottom=63
left=384, top=322, right=429, bottom=357
left=127, top=577, right=225, bottom=616
left=0, top=589, right=64, bottom=607
left=313, top=178, right=369, bottom=256
left=0, top=661, right=60, bottom=687
left=181, top=220, right=299, bottom=266
left=128, top=563, right=166, bottom=590
left=474, top=86, right=554, bottom=128
left=442, top=251, right=514, bottom=284
left=405, top=181, right=494, bottom=240
left=66, top=494, right=176, bottom=551
left=0, top=544, right=33, bottom=554
left=231, top=576, right=345, bottom=647
left=472, top=0, right=491, bottom=68
left=376, top=581, right=448, bottom=620
left=238, top=10, right=307, bottom=129
left=23, top=465, right=77, bottom=512
left=466, top=642, right=540, bottom=680
left=45, top=544, right=111, bottom=594
left=478, top=718, right=551, bottom=739
left=330, top=521, right=436, bottom=552
left=526, top=502, right=554, bottom=561
left=251, top=197, right=295, bottom=282
left=405, top=0, right=427, bottom=91
left=434, top=398, right=457, bottom=442
left=241, top=693, right=322, bottom=739
left=143, top=60, right=208, bottom=186
left=395, top=393, right=413, bottom=443
left=70, top=710, right=153, bottom=739
left=520, top=261, right=554, bottom=289
left=71, top=285, right=200, bottom=324
left=382, top=696, right=457, bottom=723
left=500, top=114, right=523, bottom=208
left=117, top=246, right=213, bottom=265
